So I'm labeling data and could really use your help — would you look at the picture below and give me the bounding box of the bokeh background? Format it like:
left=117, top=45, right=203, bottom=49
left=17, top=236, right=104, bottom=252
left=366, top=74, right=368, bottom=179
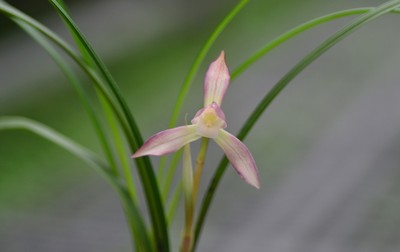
left=1, top=0, right=400, bottom=251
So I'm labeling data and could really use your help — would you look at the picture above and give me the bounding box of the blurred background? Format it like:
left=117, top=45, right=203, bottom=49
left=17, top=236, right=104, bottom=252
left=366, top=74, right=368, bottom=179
left=1, top=0, right=400, bottom=251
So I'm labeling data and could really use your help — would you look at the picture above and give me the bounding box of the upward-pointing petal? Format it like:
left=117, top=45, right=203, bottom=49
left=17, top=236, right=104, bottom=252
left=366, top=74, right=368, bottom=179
left=132, top=125, right=201, bottom=158
left=214, top=129, right=260, bottom=189
left=204, top=51, right=230, bottom=106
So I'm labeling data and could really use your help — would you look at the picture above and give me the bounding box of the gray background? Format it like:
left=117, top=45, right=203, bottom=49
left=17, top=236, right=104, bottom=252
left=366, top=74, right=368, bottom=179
left=1, top=0, right=400, bottom=251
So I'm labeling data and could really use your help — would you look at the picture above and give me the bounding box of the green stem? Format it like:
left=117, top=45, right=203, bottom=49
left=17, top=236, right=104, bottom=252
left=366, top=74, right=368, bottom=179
left=192, top=138, right=209, bottom=203
left=180, top=144, right=194, bottom=252
left=165, top=138, right=209, bottom=226
left=193, top=1, right=400, bottom=251
left=180, top=138, right=209, bottom=252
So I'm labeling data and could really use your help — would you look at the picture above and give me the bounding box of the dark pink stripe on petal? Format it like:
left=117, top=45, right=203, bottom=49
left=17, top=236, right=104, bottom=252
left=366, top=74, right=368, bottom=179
left=132, top=125, right=200, bottom=158
left=214, top=129, right=260, bottom=189
left=204, top=51, right=230, bottom=106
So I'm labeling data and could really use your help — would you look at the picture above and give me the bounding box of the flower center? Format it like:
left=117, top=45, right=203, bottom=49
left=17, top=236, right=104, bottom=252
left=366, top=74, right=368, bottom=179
left=201, top=109, right=220, bottom=128
left=191, top=105, right=227, bottom=139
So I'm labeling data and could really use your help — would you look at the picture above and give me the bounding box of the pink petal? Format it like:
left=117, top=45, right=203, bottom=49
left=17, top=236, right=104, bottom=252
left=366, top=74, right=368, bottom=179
left=132, top=125, right=200, bottom=158
left=214, top=129, right=260, bottom=189
left=204, top=51, right=230, bottom=106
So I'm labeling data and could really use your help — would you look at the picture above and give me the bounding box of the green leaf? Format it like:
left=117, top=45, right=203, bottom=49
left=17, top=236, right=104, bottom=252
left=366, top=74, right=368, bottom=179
left=168, top=0, right=250, bottom=128
left=47, top=1, right=169, bottom=250
left=12, top=13, right=120, bottom=177
left=0, top=116, right=154, bottom=251
left=193, top=1, right=400, bottom=250
left=231, top=8, right=400, bottom=80
left=0, top=116, right=105, bottom=170
left=9, top=11, right=150, bottom=251
left=51, top=0, right=141, bottom=228
left=0, top=2, right=129, bottom=135
left=0, top=1, right=169, bottom=249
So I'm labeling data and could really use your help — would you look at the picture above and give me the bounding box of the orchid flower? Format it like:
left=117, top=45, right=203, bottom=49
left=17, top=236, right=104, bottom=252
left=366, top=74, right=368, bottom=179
left=132, top=51, right=260, bottom=189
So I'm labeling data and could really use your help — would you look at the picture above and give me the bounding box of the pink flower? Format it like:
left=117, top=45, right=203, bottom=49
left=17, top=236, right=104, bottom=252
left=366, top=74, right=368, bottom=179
left=132, top=52, right=260, bottom=189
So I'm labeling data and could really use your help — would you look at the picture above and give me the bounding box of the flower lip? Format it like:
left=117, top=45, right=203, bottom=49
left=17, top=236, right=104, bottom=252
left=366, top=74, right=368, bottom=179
left=191, top=103, right=227, bottom=139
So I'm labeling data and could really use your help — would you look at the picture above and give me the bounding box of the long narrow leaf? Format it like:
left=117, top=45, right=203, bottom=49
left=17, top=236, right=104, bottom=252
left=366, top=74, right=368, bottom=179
left=194, top=1, right=400, bottom=250
left=0, top=2, right=167, bottom=249
left=60, top=0, right=138, bottom=202
left=48, top=1, right=169, bottom=250
left=55, top=0, right=94, bottom=65
left=13, top=17, right=119, bottom=177
left=0, top=116, right=105, bottom=170
left=12, top=19, right=154, bottom=250
left=168, top=0, right=250, bottom=128
left=231, top=8, right=400, bottom=80
left=0, top=2, right=131, bottom=140
left=0, top=116, right=153, bottom=251
left=52, top=0, right=140, bottom=221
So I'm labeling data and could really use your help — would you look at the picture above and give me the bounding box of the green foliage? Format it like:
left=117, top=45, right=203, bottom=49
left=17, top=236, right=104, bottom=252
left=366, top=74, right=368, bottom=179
left=1, top=0, right=400, bottom=251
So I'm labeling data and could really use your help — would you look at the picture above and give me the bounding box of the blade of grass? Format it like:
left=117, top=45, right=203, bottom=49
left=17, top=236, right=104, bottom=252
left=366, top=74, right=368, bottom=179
left=48, top=2, right=169, bottom=249
left=0, top=1, right=139, bottom=167
left=0, top=2, right=132, bottom=142
left=168, top=0, right=250, bottom=128
left=162, top=149, right=183, bottom=200
left=12, top=17, right=150, bottom=251
left=0, top=116, right=153, bottom=252
left=231, top=7, right=400, bottom=80
left=167, top=181, right=182, bottom=225
left=0, top=116, right=107, bottom=172
left=0, top=2, right=168, bottom=249
left=53, top=0, right=140, bottom=218
left=12, top=16, right=120, bottom=177
left=55, top=0, right=93, bottom=65
left=193, top=1, right=400, bottom=250
left=99, top=94, right=138, bottom=203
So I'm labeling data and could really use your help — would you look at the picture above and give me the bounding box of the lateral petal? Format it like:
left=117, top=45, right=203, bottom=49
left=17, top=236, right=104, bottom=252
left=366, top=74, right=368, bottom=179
left=204, top=51, right=230, bottom=106
left=214, top=129, right=260, bottom=189
left=132, top=125, right=200, bottom=158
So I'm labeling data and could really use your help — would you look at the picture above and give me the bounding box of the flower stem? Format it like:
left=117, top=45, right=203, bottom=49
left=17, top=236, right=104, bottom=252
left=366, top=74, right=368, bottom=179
left=180, top=138, right=209, bottom=252
left=193, top=138, right=209, bottom=204
left=181, top=145, right=194, bottom=252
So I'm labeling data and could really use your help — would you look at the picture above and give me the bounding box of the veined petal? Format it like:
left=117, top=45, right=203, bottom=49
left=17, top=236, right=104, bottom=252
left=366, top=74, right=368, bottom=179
left=132, top=125, right=200, bottom=158
left=204, top=51, right=230, bottom=106
left=214, top=129, right=260, bottom=189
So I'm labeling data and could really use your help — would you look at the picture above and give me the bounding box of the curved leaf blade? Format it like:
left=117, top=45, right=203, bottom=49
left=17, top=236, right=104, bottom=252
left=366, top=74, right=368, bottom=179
left=194, top=1, right=400, bottom=250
